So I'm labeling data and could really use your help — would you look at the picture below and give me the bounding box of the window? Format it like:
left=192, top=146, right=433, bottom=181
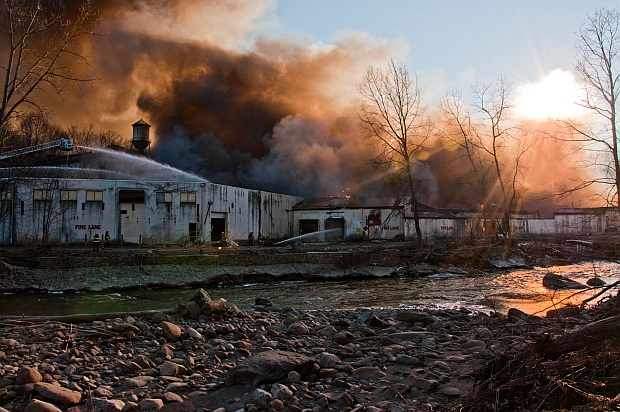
left=33, top=189, right=51, bottom=201
left=180, top=192, right=196, bottom=203
left=86, top=190, right=103, bottom=202
left=156, top=192, right=172, bottom=203
left=0, top=191, right=12, bottom=202
left=60, top=190, right=77, bottom=201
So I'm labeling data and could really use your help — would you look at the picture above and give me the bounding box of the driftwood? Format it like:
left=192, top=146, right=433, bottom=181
left=539, top=314, right=620, bottom=359
left=0, top=308, right=178, bottom=324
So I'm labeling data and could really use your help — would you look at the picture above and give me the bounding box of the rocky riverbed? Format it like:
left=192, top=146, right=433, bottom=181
left=2, top=288, right=619, bottom=412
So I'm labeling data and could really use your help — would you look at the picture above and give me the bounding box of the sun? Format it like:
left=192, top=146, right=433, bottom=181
left=514, top=69, right=587, bottom=120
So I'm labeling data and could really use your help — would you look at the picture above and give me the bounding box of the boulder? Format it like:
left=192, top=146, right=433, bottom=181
left=34, top=383, right=81, bottom=406
left=189, top=288, right=211, bottom=307
left=202, top=298, right=228, bottom=315
left=161, top=321, right=182, bottom=341
left=160, top=361, right=187, bottom=377
left=15, top=367, right=42, bottom=385
left=90, top=397, right=125, bottom=412
left=23, top=400, right=62, bottom=412
left=587, top=277, right=606, bottom=287
left=394, top=310, right=433, bottom=325
left=542, top=272, right=587, bottom=290
left=225, top=350, right=317, bottom=386
left=287, top=321, right=312, bottom=335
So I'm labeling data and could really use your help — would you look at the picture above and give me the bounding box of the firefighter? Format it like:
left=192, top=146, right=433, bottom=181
left=93, top=233, right=100, bottom=251
left=248, top=231, right=254, bottom=246
left=103, top=231, right=111, bottom=249
left=258, top=233, right=266, bottom=246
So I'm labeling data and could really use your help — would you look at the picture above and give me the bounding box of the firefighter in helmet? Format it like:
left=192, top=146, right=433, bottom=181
left=93, top=233, right=100, bottom=252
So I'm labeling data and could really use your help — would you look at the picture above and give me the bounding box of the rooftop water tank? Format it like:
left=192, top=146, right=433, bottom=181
left=131, top=119, right=151, bottom=151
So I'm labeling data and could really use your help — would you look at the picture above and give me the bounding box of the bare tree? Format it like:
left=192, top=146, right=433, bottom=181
left=438, top=89, right=494, bottom=206
left=358, top=59, right=431, bottom=247
left=438, top=79, right=534, bottom=242
left=0, top=0, right=100, bottom=140
left=563, top=8, right=620, bottom=206
left=66, top=124, right=126, bottom=148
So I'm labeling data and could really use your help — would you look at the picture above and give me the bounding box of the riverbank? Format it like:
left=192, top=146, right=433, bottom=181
left=0, top=235, right=615, bottom=293
left=1, top=288, right=619, bottom=412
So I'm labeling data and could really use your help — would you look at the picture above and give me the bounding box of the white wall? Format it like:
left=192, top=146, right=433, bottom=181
left=1, top=178, right=301, bottom=245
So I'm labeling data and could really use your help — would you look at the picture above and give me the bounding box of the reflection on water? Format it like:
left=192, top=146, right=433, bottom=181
left=1, top=262, right=619, bottom=317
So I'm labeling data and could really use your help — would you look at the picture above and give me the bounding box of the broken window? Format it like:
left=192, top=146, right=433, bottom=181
left=156, top=192, right=172, bottom=203
left=119, top=190, right=144, bottom=203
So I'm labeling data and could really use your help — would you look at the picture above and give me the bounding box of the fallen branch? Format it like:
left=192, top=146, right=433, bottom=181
left=538, top=314, right=620, bottom=359
left=0, top=308, right=178, bottom=324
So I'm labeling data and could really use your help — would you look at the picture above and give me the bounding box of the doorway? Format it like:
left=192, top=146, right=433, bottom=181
left=211, top=218, right=226, bottom=242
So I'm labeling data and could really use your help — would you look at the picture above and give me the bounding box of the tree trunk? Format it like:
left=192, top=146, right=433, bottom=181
left=411, top=191, right=424, bottom=248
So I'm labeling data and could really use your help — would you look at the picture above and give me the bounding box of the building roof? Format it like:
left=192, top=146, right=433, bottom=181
left=132, top=118, right=151, bottom=127
left=293, top=196, right=401, bottom=210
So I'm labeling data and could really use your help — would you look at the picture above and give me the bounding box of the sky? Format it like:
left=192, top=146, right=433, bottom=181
left=266, top=0, right=616, bottom=116
left=33, top=0, right=619, bottom=205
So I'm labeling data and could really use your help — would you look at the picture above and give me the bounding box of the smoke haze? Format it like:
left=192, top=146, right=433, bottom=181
left=39, top=0, right=588, bottom=208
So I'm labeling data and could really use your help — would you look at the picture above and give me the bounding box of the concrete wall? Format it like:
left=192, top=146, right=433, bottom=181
left=0, top=178, right=301, bottom=245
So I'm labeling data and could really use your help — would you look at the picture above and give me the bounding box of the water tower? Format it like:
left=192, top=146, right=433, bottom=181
left=131, top=119, right=151, bottom=152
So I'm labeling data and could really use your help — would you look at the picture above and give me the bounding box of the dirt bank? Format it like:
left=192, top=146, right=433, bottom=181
left=0, top=235, right=618, bottom=293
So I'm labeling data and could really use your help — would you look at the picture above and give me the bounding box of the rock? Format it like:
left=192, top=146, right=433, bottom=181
left=94, top=387, right=114, bottom=398
left=507, top=308, right=529, bottom=323
left=140, top=398, right=164, bottom=410
left=123, top=376, right=155, bottom=389
left=269, top=399, right=285, bottom=411
left=395, top=310, right=433, bottom=325
left=546, top=306, right=581, bottom=318
left=225, top=350, right=317, bottom=386
left=317, top=325, right=338, bottom=338
left=160, top=361, right=187, bottom=377
left=202, top=298, right=228, bottom=315
left=15, top=367, right=42, bottom=385
left=186, top=327, right=203, bottom=340
left=189, top=288, right=211, bottom=307
left=185, top=301, right=201, bottom=318
left=271, top=383, right=293, bottom=400
left=542, top=272, right=587, bottom=290
left=162, top=392, right=184, bottom=403
left=317, top=352, right=341, bottom=368
left=252, top=388, right=272, bottom=407
left=439, top=386, right=467, bottom=396
left=23, top=400, right=62, bottom=412
left=91, top=397, right=126, bottom=412
left=332, top=331, right=354, bottom=344
left=254, top=297, right=273, bottom=306
left=351, top=366, right=386, bottom=380
left=287, top=321, right=312, bottom=335
left=395, top=354, right=423, bottom=366
left=407, top=377, right=439, bottom=392
left=161, top=321, right=182, bottom=341
left=34, top=383, right=82, bottom=406
left=587, top=277, right=606, bottom=287
left=112, top=322, right=141, bottom=334
left=165, top=382, right=190, bottom=394
left=288, top=371, right=301, bottom=384
left=148, top=311, right=170, bottom=323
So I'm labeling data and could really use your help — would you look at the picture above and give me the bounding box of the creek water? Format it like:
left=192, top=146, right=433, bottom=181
left=2, top=261, right=619, bottom=317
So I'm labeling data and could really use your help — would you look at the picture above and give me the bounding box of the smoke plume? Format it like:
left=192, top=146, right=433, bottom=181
left=40, top=0, right=588, bottom=207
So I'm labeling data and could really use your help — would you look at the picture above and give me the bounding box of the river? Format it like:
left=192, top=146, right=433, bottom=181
left=1, top=261, right=619, bottom=317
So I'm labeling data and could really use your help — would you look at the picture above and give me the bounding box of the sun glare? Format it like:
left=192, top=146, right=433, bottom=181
left=514, top=69, right=586, bottom=120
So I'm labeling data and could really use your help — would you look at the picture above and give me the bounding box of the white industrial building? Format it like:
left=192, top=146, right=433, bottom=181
left=0, top=177, right=301, bottom=246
